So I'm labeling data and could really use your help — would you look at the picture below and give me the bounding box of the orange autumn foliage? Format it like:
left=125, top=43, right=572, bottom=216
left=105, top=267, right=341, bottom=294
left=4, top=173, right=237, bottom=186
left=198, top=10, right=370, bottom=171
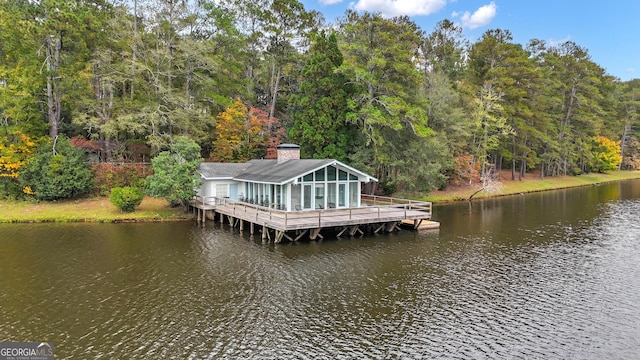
left=211, top=101, right=285, bottom=162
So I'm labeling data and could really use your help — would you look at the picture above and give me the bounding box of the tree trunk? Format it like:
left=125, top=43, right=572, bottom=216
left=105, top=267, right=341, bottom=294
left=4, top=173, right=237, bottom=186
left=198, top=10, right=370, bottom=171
left=619, top=100, right=635, bottom=170
left=268, top=64, right=282, bottom=133
left=131, top=0, right=137, bottom=99
left=511, top=141, right=516, bottom=180
left=45, top=34, right=62, bottom=139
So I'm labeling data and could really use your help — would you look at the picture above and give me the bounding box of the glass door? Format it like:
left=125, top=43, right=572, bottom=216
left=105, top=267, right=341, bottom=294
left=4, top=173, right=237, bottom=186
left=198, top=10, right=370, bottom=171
left=314, top=184, right=325, bottom=209
left=327, top=183, right=337, bottom=208
left=338, top=183, right=347, bottom=208
left=303, top=184, right=312, bottom=209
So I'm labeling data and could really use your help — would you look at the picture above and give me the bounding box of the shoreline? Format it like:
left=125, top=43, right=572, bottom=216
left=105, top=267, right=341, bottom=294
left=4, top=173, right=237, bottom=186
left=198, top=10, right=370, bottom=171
left=1, top=171, right=639, bottom=223
left=421, top=171, right=640, bottom=204
left=0, top=197, right=191, bottom=224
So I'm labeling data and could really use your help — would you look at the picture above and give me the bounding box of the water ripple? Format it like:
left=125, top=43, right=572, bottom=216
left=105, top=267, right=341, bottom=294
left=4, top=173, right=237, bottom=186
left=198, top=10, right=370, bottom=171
left=1, top=186, right=640, bottom=358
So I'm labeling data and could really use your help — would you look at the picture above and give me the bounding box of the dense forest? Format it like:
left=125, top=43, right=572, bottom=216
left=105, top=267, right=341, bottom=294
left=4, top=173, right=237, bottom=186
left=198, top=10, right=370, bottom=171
left=1, top=0, right=640, bottom=200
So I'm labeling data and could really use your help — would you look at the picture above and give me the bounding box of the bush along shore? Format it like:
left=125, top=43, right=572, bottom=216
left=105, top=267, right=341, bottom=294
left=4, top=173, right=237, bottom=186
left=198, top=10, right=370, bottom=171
left=0, top=171, right=639, bottom=223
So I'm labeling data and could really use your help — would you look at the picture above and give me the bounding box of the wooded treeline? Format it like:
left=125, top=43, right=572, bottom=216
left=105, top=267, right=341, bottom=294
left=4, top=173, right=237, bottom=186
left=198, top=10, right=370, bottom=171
left=1, top=0, right=639, bottom=197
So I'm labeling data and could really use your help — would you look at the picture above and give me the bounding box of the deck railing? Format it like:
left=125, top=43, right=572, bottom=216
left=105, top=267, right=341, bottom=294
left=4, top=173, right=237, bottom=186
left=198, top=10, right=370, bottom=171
left=193, top=194, right=432, bottom=229
left=360, top=194, right=432, bottom=212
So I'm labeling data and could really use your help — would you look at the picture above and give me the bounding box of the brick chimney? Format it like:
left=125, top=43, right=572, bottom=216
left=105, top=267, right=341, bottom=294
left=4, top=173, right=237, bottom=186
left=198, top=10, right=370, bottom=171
left=276, top=144, right=300, bottom=163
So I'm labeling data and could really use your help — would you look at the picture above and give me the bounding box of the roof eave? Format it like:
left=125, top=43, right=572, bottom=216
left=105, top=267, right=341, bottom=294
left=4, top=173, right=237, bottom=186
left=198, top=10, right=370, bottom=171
left=270, top=160, right=378, bottom=184
left=231, top=178, right=286, bottom=185
left=200, top=174, right=237, bottom=181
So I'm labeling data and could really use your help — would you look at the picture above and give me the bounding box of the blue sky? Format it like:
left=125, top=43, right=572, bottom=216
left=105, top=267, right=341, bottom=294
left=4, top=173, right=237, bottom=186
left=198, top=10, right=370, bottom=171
left=300, top=0, right=640, bottom=81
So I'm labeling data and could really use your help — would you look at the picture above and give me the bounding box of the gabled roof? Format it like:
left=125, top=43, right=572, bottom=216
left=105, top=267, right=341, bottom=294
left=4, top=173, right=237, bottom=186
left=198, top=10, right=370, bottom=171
left=199, top=159, right=377, bottom=184
left=235, top=159, right=332, bottom=183
left=200, top=162, right=250, bottom=179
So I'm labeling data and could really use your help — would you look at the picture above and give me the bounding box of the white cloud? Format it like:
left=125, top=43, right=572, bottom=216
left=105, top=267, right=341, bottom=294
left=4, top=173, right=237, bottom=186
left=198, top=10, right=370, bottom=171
left=320, top=0, right=344, bottom=5
left=547, top=36, right=572, bottom=48
left=349, top=0, right=447, bottom=17
left=453, top=1, right=496, bottom=29
left=626, top=68, right=635, bottom=75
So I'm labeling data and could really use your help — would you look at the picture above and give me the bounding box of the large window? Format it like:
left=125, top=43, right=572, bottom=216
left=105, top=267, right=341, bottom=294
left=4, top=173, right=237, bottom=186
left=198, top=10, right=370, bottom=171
left=315, top=183, right=325, bottom=209
left=338, top=183, right=346, bottom=207
left=274, top=185, right=281, bottom=208
left=350, top=182, right=358, bottom=207
left=291, top=184, right=301, bottom=209
left=327, top=166, right=336, bottom=181
left=216, top=184, right=228, bottom=198
left=294, top=166, right=363, bottom=209
left=303, top=185, right=312, bottom=209
left=327, top=183, right=337, bottom=208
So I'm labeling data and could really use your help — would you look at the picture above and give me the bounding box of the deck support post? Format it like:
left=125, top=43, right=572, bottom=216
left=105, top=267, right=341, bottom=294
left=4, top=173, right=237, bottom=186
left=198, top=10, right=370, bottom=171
left=274, top=231, right=285, bottom=244
left=310, top=228, right=323, bottom=241
left=239, top=220, right=244, bottom=232
left=336, top=226, right=349, bottom=237
left=387, top=222, right=398, bottom=232
left=373, top=223, right=385, bottom=234
left=349, top=225, right=363, bottom=236
left=413, top=219, right=423, bottom=229
left=261, top=225, right=267, bottom=240
left=294, top=230, right=308, bottom=242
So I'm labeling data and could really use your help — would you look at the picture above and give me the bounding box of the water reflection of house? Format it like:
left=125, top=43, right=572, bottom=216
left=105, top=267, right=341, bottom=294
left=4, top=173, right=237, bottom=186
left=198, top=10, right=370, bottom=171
left=198, top=144, right=377, bottom=211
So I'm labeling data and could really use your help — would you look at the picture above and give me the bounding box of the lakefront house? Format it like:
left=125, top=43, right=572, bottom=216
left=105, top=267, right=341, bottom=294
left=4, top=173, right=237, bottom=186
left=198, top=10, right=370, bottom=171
left=197, top=144, right=378, bottom=211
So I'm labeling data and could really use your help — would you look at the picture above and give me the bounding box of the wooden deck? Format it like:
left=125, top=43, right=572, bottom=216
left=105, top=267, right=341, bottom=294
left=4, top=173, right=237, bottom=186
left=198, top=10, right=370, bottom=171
left=191, top=195, right=433, bottom=242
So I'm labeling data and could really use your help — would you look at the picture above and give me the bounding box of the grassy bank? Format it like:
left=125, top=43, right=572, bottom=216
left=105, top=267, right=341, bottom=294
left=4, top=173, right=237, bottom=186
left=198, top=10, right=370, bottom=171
left=1, top=171, right=639, bottom=223
left=421, top=170, right=640, bottom=203
left=0, top=196, right=190, bottom=223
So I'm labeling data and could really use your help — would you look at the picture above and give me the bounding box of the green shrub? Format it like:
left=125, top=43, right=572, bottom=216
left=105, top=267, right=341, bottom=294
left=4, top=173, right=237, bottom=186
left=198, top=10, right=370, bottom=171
left=146, top=137, right=202, bottom=207
left=109, top=187, right=144, bottom=212
left=20, top=137, right=94, bottom=200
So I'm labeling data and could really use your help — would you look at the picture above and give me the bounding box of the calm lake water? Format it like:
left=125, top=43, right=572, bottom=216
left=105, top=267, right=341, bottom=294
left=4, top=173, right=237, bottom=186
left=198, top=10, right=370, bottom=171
left=1, top=180, right=640, bottom=359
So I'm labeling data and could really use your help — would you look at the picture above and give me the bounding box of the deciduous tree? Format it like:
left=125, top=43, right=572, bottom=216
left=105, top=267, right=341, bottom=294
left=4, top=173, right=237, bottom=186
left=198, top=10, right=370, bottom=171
left=146, top=136, right=202, bottom=207
left=0, top=131, right=37, bottom=197
left=593, top=136, right=622, bottom=173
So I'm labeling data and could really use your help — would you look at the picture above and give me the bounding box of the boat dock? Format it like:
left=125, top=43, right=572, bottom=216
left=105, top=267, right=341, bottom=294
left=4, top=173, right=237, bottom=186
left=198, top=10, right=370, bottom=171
left=191, top=194, right=437, bottom=243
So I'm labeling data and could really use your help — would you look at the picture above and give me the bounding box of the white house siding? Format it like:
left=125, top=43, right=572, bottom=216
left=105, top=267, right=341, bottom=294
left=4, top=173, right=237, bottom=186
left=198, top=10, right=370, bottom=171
left=200, top=161, right=374, bottom=212
left=200, top=179, right=241, bottom=199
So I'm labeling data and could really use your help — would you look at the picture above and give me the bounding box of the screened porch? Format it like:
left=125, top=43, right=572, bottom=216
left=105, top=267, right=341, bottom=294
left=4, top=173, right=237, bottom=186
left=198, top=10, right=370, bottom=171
left=242, top=164, right=363, bottom=211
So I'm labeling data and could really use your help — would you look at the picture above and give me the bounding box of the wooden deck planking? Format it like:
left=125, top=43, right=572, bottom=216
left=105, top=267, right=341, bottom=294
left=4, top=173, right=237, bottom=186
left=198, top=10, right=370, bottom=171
left=191, top=195, right=433, bottom=241
left=211, top=203, right=431, bottom=232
